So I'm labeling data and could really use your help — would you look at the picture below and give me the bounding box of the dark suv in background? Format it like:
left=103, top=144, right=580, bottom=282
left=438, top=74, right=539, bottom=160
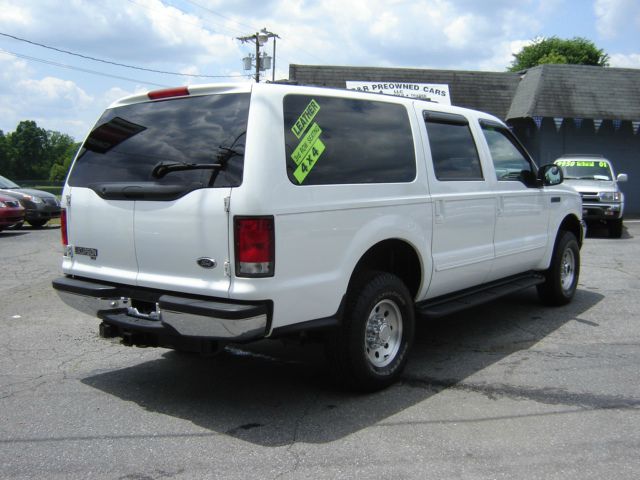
left=0, top=174, right=61, bottom=228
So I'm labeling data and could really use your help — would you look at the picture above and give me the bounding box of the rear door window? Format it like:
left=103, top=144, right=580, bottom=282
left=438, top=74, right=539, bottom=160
left=68, top=93, right=250, bottom=189
left=423, top=111, right=483, bottom=181
left=283, top=95, right=416, bottom=185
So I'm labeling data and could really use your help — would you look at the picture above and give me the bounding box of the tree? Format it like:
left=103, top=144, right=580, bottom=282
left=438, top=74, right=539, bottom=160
left=0, top=130, right=10, bottom=176
left=509, top=36, right=609, bottom=72
left=7, top=120, right=49, bottom=179
left=49, top=140, right=81, bottom=183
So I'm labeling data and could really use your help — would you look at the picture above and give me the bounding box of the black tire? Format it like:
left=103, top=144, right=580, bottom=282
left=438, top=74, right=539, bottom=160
left=9, top=221, right=23, bottom=230
left=609, top=218, right=623, bottom=238
left=326, top=271, right=415, bottom=392
left=28, top=219, right=47, bottom=228
left=537, top=230, right=580, bottom=306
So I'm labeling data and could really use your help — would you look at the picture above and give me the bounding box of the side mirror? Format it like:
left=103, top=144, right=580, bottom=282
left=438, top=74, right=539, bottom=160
left=617, top=173, right=628, bottom=182
left=538, top=163, right=563, bottom=186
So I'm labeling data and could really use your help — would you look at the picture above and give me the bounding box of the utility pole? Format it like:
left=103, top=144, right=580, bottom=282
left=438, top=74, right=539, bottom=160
left=238, top=28, right=279, bottom=83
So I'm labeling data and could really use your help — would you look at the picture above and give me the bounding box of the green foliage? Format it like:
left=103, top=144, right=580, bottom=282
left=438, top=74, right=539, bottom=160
left=48, top=133, right=81, bottom=183
left=509, top=36, right=609, bottom=72
left=0, top=120, right=79, bottom=184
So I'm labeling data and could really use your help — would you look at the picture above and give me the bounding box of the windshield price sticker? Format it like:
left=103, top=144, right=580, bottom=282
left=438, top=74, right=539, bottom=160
left=556, top=160, right=607, bottom=168
left=291, top=99, right=320, bottom=139
left=293, top=139, right=325, bottom=184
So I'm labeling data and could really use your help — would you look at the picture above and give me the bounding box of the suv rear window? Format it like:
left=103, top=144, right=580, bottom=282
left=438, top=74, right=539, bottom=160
left=68, top=93, right=250, bottom=189
left=283, top=95, right=416, bottom=185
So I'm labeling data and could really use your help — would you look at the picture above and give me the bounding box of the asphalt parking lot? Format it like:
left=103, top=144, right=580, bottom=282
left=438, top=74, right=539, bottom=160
left=1, top=222, right=639, bottom=479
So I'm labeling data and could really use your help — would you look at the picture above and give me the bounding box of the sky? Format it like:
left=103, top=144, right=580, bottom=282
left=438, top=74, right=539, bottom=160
left=0, top=0, right=639, bottom=141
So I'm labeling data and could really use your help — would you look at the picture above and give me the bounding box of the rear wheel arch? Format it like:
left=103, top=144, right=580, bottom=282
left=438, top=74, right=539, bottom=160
left=348, top=239, right=423, bottom=300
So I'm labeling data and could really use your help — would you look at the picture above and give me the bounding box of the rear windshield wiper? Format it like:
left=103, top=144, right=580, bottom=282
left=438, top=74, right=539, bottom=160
left=151, top=161, right=223, bottom=179
left=150, top=146, right=244, bottom=180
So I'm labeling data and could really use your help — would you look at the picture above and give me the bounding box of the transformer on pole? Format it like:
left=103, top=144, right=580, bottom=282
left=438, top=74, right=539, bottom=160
left=238, top=28, right=279, bottom=83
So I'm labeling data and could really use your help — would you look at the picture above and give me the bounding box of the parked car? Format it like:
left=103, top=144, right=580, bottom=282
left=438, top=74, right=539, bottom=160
left=554, top=155, right=627, bottom=238
left=53, top=83, right=583, bottom=391
left=0, top=193, right=25, bottom=232
left=0, top=174, right=61, bottom=228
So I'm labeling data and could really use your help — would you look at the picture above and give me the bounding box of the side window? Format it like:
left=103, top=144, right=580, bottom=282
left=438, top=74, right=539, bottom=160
left=481, top=123, right=534, bottom=182
left=424, top=112, right=483, bottom=181
left=283, top=95, right=416, bottom=185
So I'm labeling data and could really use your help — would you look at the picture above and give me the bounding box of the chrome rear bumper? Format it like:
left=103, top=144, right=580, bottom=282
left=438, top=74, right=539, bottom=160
left=52, top=277, right=268, bottom=341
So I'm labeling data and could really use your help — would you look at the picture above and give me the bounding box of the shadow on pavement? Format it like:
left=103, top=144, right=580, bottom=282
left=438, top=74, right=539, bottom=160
left=82, top=287, right=603, bottom=446
left=0, top=231, right=30, bottom=238
left=586, top=222, right=632, bottom=239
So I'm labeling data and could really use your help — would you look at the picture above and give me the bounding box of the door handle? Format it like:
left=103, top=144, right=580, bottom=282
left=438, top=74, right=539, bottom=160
left=497, top=196, right=504, bottom=216
left=435, top=200, right=444, bottom=224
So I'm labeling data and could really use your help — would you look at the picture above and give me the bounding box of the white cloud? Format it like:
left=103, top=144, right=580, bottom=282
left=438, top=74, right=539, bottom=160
left=18, top=76, right=93, bottom=108
left=595, top=0, right=640, bottom=39
left=609, top=53, right=640, bottom=68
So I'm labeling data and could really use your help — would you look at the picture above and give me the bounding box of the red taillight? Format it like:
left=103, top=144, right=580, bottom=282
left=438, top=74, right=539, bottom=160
left=234, top=217, right=275, bottom=277
left=147, top=86, right=190, bottom=100
left=60, top=208, right=68, bottom=246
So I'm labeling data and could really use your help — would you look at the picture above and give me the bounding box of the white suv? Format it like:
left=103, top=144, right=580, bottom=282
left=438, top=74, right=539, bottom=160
left=53, top=83, right=584, bottom=390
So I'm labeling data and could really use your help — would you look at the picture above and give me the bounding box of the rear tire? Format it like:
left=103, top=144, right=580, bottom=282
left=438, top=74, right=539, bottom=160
left=537, top=230, right=580, bottom=306
left=326, top=271, right=415, bottom=392
left=609, top=218, right=623, bottom=238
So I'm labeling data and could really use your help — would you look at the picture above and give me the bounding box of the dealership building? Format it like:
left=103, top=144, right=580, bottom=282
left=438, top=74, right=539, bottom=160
left=289, top=64, right=640, bottom=215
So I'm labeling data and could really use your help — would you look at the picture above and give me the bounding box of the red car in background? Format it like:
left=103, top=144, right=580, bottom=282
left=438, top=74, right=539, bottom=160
left=0, top=193, right=25, bottom=232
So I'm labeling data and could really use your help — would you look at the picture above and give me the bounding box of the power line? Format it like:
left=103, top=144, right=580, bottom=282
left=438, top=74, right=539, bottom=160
left=0, top=48, right=169, bottom=87
left=0, top=31, right=247, bottom=78
left=181, top=0, right=261, bottom=33
left=124, top=0, right=224, bottom=33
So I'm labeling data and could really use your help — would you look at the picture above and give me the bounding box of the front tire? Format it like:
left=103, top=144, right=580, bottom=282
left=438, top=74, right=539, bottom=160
left=326, top=271, right=415, bottom=392
left=537, top=230, right=580, bottom=305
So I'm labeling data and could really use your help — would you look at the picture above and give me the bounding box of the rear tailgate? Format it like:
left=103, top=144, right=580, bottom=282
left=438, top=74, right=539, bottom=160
left=134, top=188, right=232, bottom=295
left=64, top=86, right=251, bottom=297
left=64, top=187, right=137, bottom=284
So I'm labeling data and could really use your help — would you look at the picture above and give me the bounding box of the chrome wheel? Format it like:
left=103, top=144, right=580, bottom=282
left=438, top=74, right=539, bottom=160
left=364, top=299, right=403, bottom=368
left=560, top=247, right=576, bottom=292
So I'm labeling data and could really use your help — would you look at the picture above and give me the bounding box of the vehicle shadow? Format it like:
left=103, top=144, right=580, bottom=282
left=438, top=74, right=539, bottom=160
left=82, top=287, right=603, bottom=447
left=0, top=231, right=30, bottom=238
left=586, top=223, right=632, bottom=239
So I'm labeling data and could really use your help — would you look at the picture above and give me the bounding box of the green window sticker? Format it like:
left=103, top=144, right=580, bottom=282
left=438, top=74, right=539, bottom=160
left=291, top=123, right=322, bottom=165
left=557, top=160, right=605, bottom=168
left=293, top=138, right=325, bottom=184
left=291, top=99, right=320, bottom=139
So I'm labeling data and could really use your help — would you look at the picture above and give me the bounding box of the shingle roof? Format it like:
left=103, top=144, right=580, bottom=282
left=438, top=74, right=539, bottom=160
left=507, top=64, right=640, bottom=121
left=288, top=64, right=640, bottom=121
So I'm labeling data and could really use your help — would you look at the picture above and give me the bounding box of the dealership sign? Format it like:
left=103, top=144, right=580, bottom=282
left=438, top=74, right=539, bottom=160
left=346, top=81, right=451, bottom=105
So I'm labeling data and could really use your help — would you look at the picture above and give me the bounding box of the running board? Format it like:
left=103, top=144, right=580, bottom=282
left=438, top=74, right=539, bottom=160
left=415, top=272, right=545, bottom=319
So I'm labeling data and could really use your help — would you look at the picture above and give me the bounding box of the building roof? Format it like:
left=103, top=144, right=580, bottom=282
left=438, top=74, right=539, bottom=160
left=507, top=64, right=640, bottom=121
left=288, top=64, right=640, bottom=121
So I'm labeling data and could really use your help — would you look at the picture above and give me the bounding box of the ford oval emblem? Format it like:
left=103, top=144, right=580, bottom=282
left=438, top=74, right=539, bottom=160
left=197, top=258, right=217, bottom=269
